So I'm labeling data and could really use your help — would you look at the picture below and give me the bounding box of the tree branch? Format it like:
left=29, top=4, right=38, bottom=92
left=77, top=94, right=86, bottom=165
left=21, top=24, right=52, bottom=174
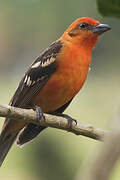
left=0, top=104, right=108, bottom=141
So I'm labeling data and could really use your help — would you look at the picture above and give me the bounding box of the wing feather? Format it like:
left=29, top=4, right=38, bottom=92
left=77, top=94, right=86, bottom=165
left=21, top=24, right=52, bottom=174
left=10, top=40, right=63, bottom=108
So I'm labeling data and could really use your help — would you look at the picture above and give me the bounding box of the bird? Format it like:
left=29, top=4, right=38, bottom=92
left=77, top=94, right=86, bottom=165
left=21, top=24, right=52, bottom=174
left=0, top=17, right=111, bottom=166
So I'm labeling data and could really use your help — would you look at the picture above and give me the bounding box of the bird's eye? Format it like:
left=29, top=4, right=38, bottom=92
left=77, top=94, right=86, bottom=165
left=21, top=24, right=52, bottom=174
left=79, top=23, right=88, bottom=29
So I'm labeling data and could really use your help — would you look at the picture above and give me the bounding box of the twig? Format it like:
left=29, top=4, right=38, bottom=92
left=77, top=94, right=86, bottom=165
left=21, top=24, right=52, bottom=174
left=0, top=104, right=108, bottom=141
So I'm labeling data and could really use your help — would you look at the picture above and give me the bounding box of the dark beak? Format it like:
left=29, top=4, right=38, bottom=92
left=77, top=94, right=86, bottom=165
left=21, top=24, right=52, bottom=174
left=92, top=24, right=111, bottom=35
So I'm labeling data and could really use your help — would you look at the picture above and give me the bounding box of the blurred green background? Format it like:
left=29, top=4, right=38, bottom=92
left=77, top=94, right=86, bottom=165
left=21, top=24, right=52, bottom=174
left=0, top=0, right=120, bottom=180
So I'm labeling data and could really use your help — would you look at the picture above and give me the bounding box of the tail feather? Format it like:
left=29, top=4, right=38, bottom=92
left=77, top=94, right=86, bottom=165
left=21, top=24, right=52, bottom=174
left=17, top=124, right=46, bottom=147
left=0, top=119, right=46, bottom=165
left=0, top=130, right=18, bottom=166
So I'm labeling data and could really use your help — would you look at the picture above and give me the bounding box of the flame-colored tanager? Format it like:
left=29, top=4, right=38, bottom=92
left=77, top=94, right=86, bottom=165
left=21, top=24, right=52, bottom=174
left=0, top=17, right=111, bottom=166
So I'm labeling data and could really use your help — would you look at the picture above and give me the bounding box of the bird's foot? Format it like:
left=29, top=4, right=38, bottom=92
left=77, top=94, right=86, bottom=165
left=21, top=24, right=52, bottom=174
left=53, top=113, right=77, bottom=130
left=30, top=104, right=45, bottom=122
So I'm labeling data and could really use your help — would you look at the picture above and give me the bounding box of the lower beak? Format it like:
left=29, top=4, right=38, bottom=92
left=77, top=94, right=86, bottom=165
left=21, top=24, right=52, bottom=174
left=92, top=24, right=111, bottom=35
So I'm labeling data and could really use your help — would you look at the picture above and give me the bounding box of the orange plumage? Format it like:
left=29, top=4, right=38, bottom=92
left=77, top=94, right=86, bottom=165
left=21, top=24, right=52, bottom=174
left=0, top=17, right=111, bottom=166
left=32, top=18, right=100, bottom=112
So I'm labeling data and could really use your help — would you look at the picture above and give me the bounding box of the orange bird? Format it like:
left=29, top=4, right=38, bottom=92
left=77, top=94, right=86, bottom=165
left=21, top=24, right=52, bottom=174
left=0, top=17, right=111, bottom=166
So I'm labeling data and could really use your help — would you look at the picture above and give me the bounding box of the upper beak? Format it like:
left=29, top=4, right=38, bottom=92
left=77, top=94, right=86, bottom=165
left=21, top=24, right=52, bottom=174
left=92, top=24, right=111, bottom=35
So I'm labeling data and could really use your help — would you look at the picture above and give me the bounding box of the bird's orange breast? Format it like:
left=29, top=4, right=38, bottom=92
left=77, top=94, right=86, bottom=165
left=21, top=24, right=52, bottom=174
left=32, top=42, right=91, bottom=113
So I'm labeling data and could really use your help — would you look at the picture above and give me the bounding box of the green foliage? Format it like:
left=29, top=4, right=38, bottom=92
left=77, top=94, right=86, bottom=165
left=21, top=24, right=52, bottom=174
left=97, top=0, right=120, bottom=18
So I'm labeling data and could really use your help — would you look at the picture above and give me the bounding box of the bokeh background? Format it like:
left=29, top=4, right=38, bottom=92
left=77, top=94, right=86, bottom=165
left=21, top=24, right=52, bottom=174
left=0, top=0, right=120, bottom=180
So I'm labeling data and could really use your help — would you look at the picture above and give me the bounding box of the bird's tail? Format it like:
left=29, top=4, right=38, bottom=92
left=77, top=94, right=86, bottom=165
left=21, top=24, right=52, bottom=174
left=17, top=124, right=46, bottom=147
left=0, top=132, right=18, bottom=167
left=0, top=119, right=20, bottom=166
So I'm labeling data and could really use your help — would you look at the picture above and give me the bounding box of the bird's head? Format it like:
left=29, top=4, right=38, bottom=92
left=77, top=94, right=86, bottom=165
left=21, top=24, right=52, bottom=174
left=61, top=17, right=111, bottom=50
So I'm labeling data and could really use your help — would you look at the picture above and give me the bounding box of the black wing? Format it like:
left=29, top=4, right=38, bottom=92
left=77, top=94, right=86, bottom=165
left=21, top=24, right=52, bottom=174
left=10, top=40, right=63, bottom=108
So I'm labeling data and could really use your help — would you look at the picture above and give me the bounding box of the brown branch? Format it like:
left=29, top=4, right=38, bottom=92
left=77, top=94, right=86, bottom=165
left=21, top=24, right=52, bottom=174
left=0, top=104, right=108, bottom=141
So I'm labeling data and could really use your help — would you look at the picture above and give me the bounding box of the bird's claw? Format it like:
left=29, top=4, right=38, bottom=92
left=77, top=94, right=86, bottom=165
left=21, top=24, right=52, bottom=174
left=35, top=106, right=45, bottom=122
left=52, top=113, right=77, bottom=130
left=62, top=114, right=77, bottom=130
left=30, top=104, right=45, bottom=122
